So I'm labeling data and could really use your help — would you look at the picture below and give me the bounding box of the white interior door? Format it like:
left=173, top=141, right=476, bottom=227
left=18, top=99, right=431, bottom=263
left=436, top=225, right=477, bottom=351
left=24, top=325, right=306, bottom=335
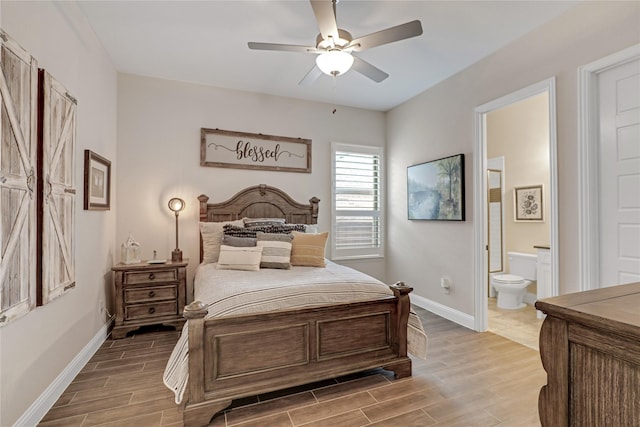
left=598, top=58, right=640, bottom=287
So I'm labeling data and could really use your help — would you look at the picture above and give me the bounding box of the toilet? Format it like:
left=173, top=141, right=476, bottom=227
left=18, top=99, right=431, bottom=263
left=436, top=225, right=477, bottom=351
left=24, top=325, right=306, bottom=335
left=491, top=252, right=537, bottom=309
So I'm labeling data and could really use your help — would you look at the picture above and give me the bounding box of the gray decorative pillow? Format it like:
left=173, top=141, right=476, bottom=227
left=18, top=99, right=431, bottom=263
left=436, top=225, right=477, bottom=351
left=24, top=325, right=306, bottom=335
left=223, top=225, right=258, bottom=238
left=287, top=224, right=320, bottom=234
left=223, top=224, right=306, bottom=238
left=256, top=232, right=293, bottom=269
left=244, top=218, right=286, bottom=228
left=222, top=235, right=257, bottom=247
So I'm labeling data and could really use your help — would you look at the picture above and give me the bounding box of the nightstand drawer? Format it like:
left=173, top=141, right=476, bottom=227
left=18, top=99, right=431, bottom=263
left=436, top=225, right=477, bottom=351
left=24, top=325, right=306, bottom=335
left=124, top=269, right=177, bottom=285
left=125, top=285, right=176, bottom=304
left=125, top=301, right=178, bottom=320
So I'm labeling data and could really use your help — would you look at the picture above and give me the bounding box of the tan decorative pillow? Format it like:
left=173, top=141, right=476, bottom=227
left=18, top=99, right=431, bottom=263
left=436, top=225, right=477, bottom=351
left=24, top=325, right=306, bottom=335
left=216, top=245, right=263, bottom=271
left=200, top=219, right=245, bottom=264
left=290, top=231, right=328, bottom=267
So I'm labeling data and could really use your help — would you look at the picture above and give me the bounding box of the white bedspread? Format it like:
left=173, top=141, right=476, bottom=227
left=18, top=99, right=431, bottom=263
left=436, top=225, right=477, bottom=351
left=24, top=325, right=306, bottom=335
left=163, top=261, right=427, bottom=404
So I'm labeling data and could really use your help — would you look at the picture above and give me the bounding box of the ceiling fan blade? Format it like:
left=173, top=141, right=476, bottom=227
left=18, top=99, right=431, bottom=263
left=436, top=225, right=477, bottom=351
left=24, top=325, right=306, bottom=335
left=248, top=42, right=319, bottom=53
left=349, top=20, right=423, bottom=52
left=299, top=65, right=323, bottom=86
left=352, top=56, right=389, bottom=83
left=310, top=0, right=339, bottom=42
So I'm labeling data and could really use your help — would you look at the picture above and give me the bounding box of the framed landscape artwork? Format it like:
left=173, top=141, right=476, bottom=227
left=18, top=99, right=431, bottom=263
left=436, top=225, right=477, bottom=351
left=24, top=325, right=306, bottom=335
left=407, top=154, right=465, bottom=221
left=514, top=185, right=543, bottom=221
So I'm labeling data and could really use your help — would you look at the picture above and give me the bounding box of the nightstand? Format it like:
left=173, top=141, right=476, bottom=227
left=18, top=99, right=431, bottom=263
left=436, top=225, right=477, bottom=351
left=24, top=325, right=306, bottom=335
left=111, top=259, right=189, bottom=339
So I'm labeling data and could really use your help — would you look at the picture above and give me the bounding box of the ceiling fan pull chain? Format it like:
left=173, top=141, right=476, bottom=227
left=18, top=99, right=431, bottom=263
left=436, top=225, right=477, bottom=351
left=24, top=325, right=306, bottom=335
left=332, top=74, right=337, bottom=114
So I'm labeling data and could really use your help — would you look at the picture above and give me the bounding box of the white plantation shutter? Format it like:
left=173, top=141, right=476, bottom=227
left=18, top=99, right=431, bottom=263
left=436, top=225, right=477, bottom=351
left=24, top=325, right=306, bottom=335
left=331, top=143, right=383, bottom=259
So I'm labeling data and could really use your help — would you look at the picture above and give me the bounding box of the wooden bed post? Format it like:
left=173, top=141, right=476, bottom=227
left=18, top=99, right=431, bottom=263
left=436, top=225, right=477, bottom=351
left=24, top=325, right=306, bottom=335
left=182, top=301, right=232, bottom=427
left=309, top=196, right=320, bottom=224
left=384, top=281, right=413, bottom=378
left=185, top=301, right=207, bottom=404
left=198, top=195, right=209, bottom=222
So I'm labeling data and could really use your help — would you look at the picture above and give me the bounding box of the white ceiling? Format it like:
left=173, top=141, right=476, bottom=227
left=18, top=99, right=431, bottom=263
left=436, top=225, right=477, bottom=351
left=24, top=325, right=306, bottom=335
left=78, top=0, right=578, bottom=111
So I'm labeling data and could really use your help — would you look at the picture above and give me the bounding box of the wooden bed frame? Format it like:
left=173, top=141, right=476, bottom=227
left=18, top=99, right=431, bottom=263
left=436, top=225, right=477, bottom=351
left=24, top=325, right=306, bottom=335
left=182, top=184, right=413, bottom=426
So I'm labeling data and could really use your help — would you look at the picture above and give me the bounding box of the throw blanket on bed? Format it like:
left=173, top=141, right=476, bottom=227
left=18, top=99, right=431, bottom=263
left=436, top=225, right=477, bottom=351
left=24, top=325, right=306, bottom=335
left=163, top=261, right=428, bottom=404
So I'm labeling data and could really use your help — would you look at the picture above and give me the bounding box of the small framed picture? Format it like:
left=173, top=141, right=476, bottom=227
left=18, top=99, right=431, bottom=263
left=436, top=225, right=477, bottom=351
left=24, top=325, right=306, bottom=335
left=514, top=185, right=543, bottom=221
left=84, top=150, right=111, bottom=210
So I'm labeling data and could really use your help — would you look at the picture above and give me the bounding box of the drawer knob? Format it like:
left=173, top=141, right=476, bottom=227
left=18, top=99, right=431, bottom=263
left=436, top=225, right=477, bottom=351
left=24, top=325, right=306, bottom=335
left=148, top=290, right=156, bottom=298
left=148, top=273, right=155, bottom=280
left=148, top=307, right=156, bottom=314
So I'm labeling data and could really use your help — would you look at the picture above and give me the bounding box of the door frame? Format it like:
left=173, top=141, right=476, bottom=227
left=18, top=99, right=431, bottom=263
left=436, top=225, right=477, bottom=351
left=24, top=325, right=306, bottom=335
left=578, top=44, right=640, bottom=291
left=473, top=77, right=559, bottom=332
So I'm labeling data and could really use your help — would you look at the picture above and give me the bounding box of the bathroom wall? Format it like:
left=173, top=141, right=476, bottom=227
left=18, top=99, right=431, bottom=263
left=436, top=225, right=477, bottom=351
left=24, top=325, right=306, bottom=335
left=487, top=92, right=550, bottom=274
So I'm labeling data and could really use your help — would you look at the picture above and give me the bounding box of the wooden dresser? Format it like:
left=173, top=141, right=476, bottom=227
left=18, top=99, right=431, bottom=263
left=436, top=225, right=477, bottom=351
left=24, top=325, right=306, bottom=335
left=535, top=282, right=640, bottom=426
left=111, top=260, right=189, bottom=339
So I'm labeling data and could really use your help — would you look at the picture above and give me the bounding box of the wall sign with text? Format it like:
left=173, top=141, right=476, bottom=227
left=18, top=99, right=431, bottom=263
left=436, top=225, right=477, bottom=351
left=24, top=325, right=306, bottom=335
left=200, top=128, right=311, bottom=173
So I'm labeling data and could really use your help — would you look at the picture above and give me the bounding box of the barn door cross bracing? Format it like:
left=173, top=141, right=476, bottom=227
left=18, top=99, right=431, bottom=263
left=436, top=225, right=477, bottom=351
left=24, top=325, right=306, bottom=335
left=0, top=29, right=78, bottom=325
left=38, top=70, right=77, bottom=305
left=0, top=30, right=38, bottom=325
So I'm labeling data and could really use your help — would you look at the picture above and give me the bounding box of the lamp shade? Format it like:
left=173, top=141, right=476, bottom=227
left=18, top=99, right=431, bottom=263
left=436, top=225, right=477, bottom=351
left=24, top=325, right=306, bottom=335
left=316, top=50, right=354, bottom=76
left=168, top=197, right=185, bottom=213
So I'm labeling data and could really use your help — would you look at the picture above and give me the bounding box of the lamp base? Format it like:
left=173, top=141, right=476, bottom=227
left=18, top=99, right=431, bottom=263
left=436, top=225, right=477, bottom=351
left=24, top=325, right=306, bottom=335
left=171, top=249, right=183, bottom=262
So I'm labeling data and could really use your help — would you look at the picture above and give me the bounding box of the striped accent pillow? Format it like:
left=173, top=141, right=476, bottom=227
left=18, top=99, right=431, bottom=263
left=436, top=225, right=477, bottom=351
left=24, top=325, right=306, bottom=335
left=256, top=232, right=293, bottom=269
left=216, top=245, right=263, bottom=271
left=290, top=231, right=328, bottom=267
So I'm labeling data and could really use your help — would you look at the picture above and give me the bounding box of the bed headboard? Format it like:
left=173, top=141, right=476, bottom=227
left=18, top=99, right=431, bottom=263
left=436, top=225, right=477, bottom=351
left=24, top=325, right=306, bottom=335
left=198, top=184, right=320, bottom=261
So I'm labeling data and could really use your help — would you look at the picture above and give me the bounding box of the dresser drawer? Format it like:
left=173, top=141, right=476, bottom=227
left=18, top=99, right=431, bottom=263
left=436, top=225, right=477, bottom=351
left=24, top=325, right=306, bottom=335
left=125, top=301, right=178, bottom=320
left=124, top=269, right=177, bottom=285
left=124, top=285, right=176, bottom=304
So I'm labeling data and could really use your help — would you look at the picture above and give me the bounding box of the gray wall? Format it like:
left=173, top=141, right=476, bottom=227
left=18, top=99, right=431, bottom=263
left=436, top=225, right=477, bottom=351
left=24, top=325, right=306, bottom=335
left=386, top=2, right=640, bottom=316
left=116, top=73, right=388, bottom=283
left=0, top=2, right=118, bottom=425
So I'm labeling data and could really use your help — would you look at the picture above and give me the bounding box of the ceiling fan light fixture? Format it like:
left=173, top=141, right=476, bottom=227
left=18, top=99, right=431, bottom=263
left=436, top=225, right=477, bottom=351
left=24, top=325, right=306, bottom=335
left=316, top=49, right=354, bottom=76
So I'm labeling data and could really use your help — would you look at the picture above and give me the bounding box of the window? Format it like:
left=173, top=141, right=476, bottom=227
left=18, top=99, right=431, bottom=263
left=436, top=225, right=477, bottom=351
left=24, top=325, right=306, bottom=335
left=331, top=143, right=383, bottom=260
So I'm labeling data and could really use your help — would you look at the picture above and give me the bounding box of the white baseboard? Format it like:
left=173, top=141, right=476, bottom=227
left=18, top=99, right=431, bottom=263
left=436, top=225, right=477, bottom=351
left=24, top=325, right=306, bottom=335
left=411, top=293, right=475, bottom=330
left=14, top=318, right=113, bottom=427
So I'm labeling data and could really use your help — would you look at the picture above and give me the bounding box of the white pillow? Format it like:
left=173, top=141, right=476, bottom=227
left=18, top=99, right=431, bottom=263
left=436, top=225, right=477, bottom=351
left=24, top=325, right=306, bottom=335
left=200, top=219, right=245, bottom=264
left=216, top=245, right=263, bottom=271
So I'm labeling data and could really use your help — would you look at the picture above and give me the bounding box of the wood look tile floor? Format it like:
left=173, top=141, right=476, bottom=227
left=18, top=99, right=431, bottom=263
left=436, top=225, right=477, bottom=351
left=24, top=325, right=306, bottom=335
left=40, top=307, right=545, bottom=427
left=487, top=298, right=544, bottom=350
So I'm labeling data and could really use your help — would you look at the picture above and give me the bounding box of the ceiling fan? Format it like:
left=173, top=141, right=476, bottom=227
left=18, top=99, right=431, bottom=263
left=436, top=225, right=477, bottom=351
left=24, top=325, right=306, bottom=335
left=248, top=0, right=423, bottom=85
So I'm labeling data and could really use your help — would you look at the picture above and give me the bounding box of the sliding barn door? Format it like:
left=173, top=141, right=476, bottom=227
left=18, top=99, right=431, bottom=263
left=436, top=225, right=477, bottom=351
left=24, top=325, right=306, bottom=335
left=0, top=31, right=38, bottom=325
left=38, top=70, right=76, bottom=305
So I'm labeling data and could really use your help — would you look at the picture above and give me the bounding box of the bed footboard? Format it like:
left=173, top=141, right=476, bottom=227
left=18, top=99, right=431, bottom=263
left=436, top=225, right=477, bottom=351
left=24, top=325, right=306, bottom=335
left=182, top=283, right=413, bottom=427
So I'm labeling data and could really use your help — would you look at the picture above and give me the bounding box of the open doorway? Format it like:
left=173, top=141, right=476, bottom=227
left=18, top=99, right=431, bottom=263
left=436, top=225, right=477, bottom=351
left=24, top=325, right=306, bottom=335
left=472, top=78, right=559, bottom=338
